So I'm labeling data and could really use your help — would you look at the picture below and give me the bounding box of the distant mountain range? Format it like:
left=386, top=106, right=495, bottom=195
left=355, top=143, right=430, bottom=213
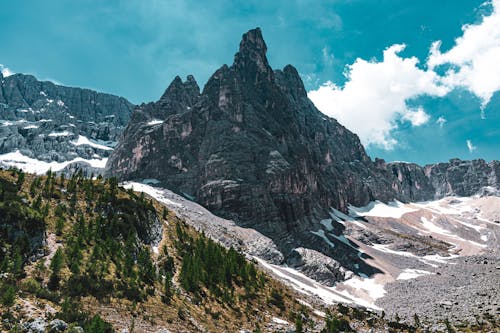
left=0, top=71, right=133, bottom=174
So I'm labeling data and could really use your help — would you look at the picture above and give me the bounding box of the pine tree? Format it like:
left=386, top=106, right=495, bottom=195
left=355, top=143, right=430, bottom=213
left=48, top=248, right=64, bottom=290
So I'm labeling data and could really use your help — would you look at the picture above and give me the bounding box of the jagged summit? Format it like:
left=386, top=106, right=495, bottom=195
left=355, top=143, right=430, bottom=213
left=232, top=27, right=273, bottom=83
left=159, top=74, right=200, bottom=107
left=106, top=28, right=499, bottom=276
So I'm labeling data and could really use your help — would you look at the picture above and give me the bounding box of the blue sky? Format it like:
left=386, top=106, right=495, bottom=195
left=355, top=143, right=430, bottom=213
left=1, top=0, right=499, bottom=164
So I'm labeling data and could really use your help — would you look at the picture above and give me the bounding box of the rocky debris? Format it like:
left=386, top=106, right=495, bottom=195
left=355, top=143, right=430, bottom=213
left=22, top=317, right=47, bottom=333
left=57, top=161, right=106, bottom=177
left=48, top=319, right=68, bottom=332
left=288, top=247, right=354, bottom=286
left=377, top=255, right=500, bottom=327
left=123, top=182, right=285, bottom=264
left=0, top=73, right=133, bottom=164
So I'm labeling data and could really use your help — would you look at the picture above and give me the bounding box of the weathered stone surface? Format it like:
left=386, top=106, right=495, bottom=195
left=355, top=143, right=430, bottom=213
left=106, top=28, right=498, bottom=272
left=0, top=73, right=134, bottom=163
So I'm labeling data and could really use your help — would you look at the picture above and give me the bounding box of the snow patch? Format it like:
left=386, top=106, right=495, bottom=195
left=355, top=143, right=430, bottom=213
left=147, top=119, right=163, bottom=126
left=254, top=257, right=382, bottom=310
left=311, top=229, right=335, bottom=248
left=397, top=268, right=433, bottom=280
left=272, top=317, right=289, bottom=325
left=349, top=200, right=418, bottom=218
left=48, top=131, right=72, bottom=137
left=122, top=182, right=183, bottom=207
left=71, top=135, right=113, bottom=151
left=0, top=150, right=107, bottom=174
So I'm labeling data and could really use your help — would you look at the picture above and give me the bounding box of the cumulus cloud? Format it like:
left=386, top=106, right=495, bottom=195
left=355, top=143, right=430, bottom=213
left=0, top=64, right=14, bottom=77
left=309, top=0, right=500, bottom=150
left=308, top=44, right=447, bottom=149
left=428, top=0, right=500, bottom=108
left=466, top=139, right=477, bottom=152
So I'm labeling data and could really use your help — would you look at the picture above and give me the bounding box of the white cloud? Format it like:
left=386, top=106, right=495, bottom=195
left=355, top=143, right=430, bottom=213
left=0, top=64, right=14, bottom=77
left=309, top=0, right=500, bottom=150
left=428, top=0, right=500, bottom=108
left=401, top=107, right=430, bottom=126
left=436, top=116, right=447, bottom=128
left=308, top=44, right=447, bottom=149
left=466, top=139, right=477, bottom=152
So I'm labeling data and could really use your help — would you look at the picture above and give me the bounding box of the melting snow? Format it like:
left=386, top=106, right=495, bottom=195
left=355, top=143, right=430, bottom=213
left=254, top=257, right=382, bottom=309
left=48, top=131, right=72, bottom=137
left=311, top=229, right=335, bottom=248
left=272, top=317, right=289, bottom=325
left=122, top=182, right=183, bottom=207
left=71, top=135, right=113, bottom=151
left=147, top=119, right=163, bottom=126
left=0, top=150, right=107, bottom=174
left=23, top=125, right=39, bottom=129
left=397, top=269, right=433, bottom=280
left=349, top=200, right=418, bottom=219
left=420, top=217, right=453, bottom=236
left=320, top=219, right=334, bottom=231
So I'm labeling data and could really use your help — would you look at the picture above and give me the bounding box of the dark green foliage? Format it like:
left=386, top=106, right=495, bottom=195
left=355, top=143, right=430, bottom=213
left=322, top=311, right=353, bottom=333
left=337, top=303, right=349, bottom=315
left=84, top=315, right=114, bottom=333
left=1, top=284, right=16, bottom=306
left=56, top=217, right=65, bottom=236
left=48, top=248, right=64, bottom=290
left=295, top=315, right=304, bottom=333
left=268, top=289, right=285, bottom=312
left=0, top=176, right=45, bottom=279
left=16, top=171, right=25, bottom=188
left=57, top=297, right=88, bottom=323
left=176, top=227, right=261, bottom=300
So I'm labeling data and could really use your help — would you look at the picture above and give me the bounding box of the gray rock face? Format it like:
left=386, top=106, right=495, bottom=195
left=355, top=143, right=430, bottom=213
left=385, top=159, right=500, bottom=200
left=106, top=28, right=498, bottom=272
left=48, top=319, right=68, bottom=332
left=288, top=247, right=354, bottom=286
left=22, top=318, right=47, bottom=333
left=107, top=28, right=400, bottom=272
left=0, top=73, right=134, bottom=169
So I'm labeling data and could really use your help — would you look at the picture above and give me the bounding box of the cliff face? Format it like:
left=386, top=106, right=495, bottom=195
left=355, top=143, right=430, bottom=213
left=107, top=29, right=397, bottom=231
left=0, top=72, right=134, bottom=164
left=385, top=159, right=500, bottom=200
left=106, top=28, right=498, bottom=268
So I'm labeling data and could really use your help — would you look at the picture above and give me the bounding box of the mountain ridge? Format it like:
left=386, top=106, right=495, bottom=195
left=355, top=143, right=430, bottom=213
left=105, top=28, right=499, bottom=276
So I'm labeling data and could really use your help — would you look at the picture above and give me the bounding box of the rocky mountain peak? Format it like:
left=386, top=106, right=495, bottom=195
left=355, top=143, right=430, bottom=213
left=233, top=27, right=273, bottom=83
left=159, top=75, right=200, bottom=106
left=274, top=64, right=307, bottom=101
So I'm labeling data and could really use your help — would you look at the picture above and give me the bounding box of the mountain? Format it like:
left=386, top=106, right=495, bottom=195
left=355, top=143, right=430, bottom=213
left=0, top=72, right=134, bottom=174
left=0, top=168, right=419, bottom=332
left=105, top=28, right=499, bottom=275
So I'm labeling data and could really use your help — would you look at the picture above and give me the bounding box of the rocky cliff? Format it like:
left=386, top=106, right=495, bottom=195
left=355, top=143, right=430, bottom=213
left=0, top=72, right=134, bottom=169
left=106, top=28, right=498, bottom=272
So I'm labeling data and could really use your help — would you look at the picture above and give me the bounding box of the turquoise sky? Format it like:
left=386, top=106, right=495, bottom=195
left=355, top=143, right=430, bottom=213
left=1, top=0, right=498, bottom=164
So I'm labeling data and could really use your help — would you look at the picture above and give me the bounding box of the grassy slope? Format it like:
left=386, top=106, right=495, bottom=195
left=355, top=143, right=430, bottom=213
left=2, top=168, right=486, bottom=333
